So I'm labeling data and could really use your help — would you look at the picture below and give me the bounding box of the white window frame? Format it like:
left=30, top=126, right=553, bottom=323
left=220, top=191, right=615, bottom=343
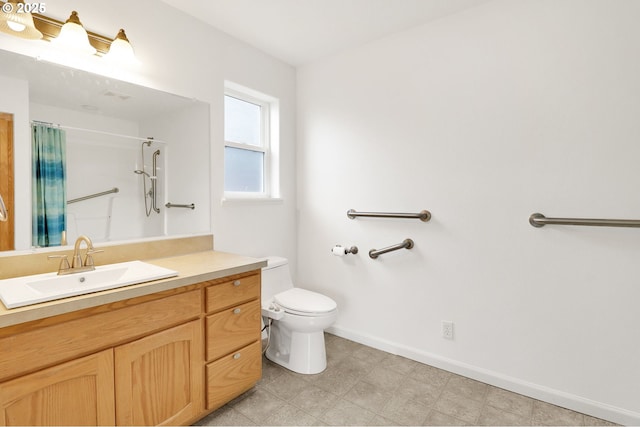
left=223, top=82, right=279, bottom=201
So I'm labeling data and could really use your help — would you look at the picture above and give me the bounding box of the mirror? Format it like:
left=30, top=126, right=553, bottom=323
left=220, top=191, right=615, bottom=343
left=0, top=49, right=211, bottom=252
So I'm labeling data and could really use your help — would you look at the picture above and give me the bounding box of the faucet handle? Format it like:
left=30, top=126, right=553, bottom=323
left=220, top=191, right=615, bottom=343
left=47, top=255, right=71, bottom=273
left=84, top=249, right=104, bottom=268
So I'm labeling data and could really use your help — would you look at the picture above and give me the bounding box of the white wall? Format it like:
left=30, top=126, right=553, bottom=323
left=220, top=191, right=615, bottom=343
left=140, top=102, right=211, bottom=237
left=0, top=0, right=297, bottom=262
left=297, top=0, right=640, bottom=424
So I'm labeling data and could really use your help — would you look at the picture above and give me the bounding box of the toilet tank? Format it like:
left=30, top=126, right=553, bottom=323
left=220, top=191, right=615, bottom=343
left=261, top=256, right=294, bottom=304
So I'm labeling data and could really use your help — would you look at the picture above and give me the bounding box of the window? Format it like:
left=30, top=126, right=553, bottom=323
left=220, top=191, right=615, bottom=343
left=224, top=84, right=278, bottom=199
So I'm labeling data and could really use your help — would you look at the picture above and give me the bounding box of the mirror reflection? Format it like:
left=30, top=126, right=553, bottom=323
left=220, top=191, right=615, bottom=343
left=0, top=49, right=211, bottom=252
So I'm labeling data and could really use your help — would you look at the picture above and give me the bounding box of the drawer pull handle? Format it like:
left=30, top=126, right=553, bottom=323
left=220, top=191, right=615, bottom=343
left=233, top=308, right=241, bottom=314
left=233, top=280, right=241, bottom=286
left=233, top=353, right=241, bottom=360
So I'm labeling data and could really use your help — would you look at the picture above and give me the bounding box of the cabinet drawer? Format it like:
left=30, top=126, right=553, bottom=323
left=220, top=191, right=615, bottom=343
left=206, top=300, right=261, bottom=361
left=206, top=340, right=261, bottom=411
left=205, top=274, right=260, bottom=313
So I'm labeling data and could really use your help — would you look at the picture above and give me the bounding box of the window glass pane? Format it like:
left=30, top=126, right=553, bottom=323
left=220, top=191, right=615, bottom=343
left=224, top=95, right=261, bottom=147
left=224, top=146, right=264, bottom=192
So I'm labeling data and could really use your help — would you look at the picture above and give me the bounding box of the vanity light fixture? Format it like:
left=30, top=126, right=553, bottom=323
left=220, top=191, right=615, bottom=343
left=50, top=11, right=96, bottom=55
left=0, top=0, right=43, bottom=39
left=0, top=2, right=138, bottom=63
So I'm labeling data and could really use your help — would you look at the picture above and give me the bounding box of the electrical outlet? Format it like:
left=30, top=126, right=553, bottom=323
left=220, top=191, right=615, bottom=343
left=442, top=321, right=454, bottom=340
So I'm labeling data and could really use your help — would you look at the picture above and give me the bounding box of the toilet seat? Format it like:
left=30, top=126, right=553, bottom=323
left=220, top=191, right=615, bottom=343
left=274, top=288, right=337, bottom=316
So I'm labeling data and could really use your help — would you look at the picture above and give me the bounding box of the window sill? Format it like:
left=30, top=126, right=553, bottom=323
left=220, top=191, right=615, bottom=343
left=221, top=196, right=284, bottom=206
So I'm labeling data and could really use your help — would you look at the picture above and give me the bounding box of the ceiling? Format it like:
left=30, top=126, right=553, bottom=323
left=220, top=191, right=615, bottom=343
left=160, top=0, right=491, bottom=67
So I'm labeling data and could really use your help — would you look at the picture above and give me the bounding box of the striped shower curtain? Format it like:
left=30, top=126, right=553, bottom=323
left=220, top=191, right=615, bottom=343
left=32, top=124, right=67, bottom=247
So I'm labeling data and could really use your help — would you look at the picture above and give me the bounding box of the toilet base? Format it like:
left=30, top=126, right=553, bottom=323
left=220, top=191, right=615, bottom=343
left=265, top=320, right=329, bottom=374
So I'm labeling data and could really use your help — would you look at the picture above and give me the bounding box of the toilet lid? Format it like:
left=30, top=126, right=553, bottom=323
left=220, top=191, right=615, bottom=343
left=274, top=288, right=337, bottom=315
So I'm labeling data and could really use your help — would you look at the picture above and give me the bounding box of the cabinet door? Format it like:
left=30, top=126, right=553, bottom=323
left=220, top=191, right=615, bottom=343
left=115, top=320, right=203, bottom=426
left=0, top=350, right=115, bottom=426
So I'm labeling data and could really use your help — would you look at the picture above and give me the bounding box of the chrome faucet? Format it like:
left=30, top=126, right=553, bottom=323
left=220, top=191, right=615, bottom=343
left=48, top=235, right=103, bottom=275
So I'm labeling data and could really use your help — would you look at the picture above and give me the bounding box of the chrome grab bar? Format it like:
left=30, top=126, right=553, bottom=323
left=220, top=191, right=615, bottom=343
left=347, top=209, right=431, bottom=222
left=529, top=213, right=640, bottom=228
left=67, top=187, right=119, bottom=204
left=369, top=239, right=414, bottom=259
left=165, top=203, right=195, bottom=210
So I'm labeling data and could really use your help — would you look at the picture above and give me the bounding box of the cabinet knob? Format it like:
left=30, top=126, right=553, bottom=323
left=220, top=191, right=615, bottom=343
left=233, top=353, right=241, bottom=360
left=233, top=280, right=241, bottom=286
left=233, top=308, right=241, bottom=314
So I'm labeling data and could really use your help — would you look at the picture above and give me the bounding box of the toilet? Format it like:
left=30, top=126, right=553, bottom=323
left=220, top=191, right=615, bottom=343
left=261, top=256, right=338, bottom=374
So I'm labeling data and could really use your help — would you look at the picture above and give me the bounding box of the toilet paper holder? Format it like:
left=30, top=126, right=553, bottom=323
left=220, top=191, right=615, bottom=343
left=331, top=245, right=358, bottom=255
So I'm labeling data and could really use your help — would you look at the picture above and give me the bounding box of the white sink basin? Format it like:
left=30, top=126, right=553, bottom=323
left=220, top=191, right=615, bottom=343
left=0, top=261, right=178, bottom=309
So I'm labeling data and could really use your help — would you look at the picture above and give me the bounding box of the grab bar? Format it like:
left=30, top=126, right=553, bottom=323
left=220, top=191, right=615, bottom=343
left=347, top=209, right=431, bottom=222
left=369, top=239, right=414, bottom=259
left=151, top=149, right=160, bottom=214
left=529, top=213, right=640, bottom=228
left=67, top=187, right=119, bottom=204
left=165, top=203, right=195, bottom=210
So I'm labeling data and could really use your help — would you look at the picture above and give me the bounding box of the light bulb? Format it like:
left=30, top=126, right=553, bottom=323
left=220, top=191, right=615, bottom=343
left=7, top=21, right=25, bottom=32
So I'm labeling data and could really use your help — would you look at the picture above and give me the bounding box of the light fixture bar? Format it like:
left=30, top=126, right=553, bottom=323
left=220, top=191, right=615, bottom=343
left=32, top=12, right=111, bottom=55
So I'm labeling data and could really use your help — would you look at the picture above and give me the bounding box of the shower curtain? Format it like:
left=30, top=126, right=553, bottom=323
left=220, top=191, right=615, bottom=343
left=32, top=124, right=67, bottom=247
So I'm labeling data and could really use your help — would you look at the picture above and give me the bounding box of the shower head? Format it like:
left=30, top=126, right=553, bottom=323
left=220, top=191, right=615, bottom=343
left=134, top=170, right=157, bottom=179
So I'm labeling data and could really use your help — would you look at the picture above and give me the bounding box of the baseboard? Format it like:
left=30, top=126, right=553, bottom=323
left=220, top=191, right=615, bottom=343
left=326, top=324, right=640, bottom=426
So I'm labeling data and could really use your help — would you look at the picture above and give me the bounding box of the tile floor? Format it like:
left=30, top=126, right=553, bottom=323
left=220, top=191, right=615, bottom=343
left=195, top=333, right=618, bottom=426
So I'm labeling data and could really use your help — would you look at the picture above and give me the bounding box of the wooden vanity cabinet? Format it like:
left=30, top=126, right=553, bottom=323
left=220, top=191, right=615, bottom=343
left=0, top=289, right=203, bottom=427
left=0, top=269, right=263, bottom=426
